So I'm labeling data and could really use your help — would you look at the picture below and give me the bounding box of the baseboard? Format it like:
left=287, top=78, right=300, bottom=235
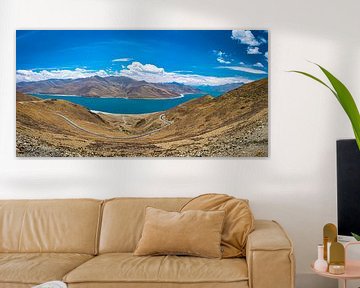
left=296, top=273, right=337, bottom=288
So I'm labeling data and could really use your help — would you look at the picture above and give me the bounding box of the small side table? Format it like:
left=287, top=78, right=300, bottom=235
left=311, top=242, right=360, bottom=288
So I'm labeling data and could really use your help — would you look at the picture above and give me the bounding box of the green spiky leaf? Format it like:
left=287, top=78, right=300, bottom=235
left=351, top=232, right=360, bottom=241
left=289, top=70, right=337, bottom=98
left=290, top=64, right=360, bottom=150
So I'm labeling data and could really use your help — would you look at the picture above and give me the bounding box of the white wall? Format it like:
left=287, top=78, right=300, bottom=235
left=1, top=0, right=359, bottom=287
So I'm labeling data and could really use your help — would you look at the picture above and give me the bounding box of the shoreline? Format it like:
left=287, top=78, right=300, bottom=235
left=30, top=93, right=192, bottom=100
left=32, top=93, right=80, bottom=97
left=90, top=110, right=165, bottom=116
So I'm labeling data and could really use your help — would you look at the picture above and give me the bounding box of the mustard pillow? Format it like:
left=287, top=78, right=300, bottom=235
left=134, top=207, right=225, bottom=258
left=181, top=193, right=254, bottom=258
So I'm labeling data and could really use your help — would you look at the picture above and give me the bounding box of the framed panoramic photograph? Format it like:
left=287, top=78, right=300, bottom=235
left=16, top=30, right=268, bottom=157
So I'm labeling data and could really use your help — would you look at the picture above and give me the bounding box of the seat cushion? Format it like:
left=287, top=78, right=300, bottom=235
left=0, top=284, right=33, bottom=288
left=0, top=253, right=93, bottom=285
left=68, top=283, right=249, bottom=288
left=64, top=253, right=248, bottom=286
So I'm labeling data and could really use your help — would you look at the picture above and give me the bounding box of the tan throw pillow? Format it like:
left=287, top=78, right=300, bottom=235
left=181, top=194, right=254, bottom=258
left=134, top=207, right=225, bottom=258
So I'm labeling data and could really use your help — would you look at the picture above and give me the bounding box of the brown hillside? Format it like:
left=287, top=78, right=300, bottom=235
left=154, top=78, right=268, bottom=141
left=16, top=92, right=41, bottom=102
left=16, top=99, right=111, bottom=139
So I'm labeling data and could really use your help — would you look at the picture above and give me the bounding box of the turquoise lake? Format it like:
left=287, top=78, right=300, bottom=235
left=32, top=93, right=210, bottom=114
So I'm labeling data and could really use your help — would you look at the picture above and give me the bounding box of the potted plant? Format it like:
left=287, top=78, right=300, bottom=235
left=352, top=233, right=360, bottom=241
left=291, top=63, right=360, bottom=149
left=291, top=63, right=360, bottom=240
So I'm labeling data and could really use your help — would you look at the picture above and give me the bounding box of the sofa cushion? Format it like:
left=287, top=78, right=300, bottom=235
left=134, top=207, right=225, bottom=258
left=181, top=194, right=254, bottom=258
left=63, top=253, right=248, bottom=285
left=67, top=282, right=249, bottom=288
left=0, top=284, right=33, bottom=288
left=99, top=198, right=190, bottom=253
left=0, top=199, right=103, bottom=254
left=0, top=253, right=93, bottom=285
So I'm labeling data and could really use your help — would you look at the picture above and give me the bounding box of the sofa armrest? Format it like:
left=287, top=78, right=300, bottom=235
left=246, top=220, right=295, bottom=288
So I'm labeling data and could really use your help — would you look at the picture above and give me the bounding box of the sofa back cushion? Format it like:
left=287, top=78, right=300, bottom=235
left=181, top=194, right=254, bottom=258
left=0, top=199, right=102, bottom=254
left=99, top=198, right=189, bottom=253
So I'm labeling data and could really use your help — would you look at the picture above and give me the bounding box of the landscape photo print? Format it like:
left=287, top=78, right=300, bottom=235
left=16, top=30, right=269, bottom=157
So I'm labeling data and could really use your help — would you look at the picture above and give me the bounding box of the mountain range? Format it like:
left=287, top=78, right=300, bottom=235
left=195, top=82, right=244, bottom=96
left=16, top=76, right=202, bottom=99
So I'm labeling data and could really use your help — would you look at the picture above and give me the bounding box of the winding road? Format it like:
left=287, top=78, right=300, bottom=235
left=55, top=113, right=173, bottom=140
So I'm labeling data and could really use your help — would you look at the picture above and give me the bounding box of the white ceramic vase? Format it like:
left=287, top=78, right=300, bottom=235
left=314, top=244, right=328, bottom=272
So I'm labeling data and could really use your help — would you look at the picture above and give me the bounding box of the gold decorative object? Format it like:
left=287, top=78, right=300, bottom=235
left=329, top=242, right=345, bottom=274
left=328, top=264, right=345, bottom=275
left=323, top=223, right=337, bottom=261
left=329, top=242, right=345, bottom=265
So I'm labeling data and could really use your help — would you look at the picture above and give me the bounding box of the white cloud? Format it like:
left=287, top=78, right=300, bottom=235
left=217, top=66, right=267, bottom=75
left=213, top=50, right=224, bottom=57
left=213, top=50, right=231, bottom=64
left=16, top=68, right=112, bottom=82
left=258, top=37, right=267, bottom=44
left=216, top=57, right=231, bottom=64
left=120, top=61, right=251, bottom=86
left=264, top=51, right=268, bottom=60
left=124, top=62, right=165, bottom=74
left=17, top=62, right=252, bottom=86
left=112, top=58, right=133, bottom=62
left=247, top=46, right=262, bottom=55
left=231, top=30, right=260, bottom=46
left=253, top=62, right=264, bottom=68
left=172, top=70, right=193, bottom=73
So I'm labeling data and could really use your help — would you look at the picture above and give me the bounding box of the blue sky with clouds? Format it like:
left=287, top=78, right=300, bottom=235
left=16, top=30, right=268, bottom=86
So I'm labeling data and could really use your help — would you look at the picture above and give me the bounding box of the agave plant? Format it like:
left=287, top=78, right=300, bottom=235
left=291, top=63, right=360, bottom=241
left=290, top=63, right=360, bottom=150
left=352, top=232, right=360, bottom=241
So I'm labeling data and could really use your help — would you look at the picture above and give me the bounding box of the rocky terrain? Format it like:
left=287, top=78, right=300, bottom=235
left=16, top=78, right=268, bottom=157
left=16, top=76, right=201, bottom=98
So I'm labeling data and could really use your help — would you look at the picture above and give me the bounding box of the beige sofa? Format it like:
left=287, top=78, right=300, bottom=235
left=0, top=198, right=295, bottom=288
